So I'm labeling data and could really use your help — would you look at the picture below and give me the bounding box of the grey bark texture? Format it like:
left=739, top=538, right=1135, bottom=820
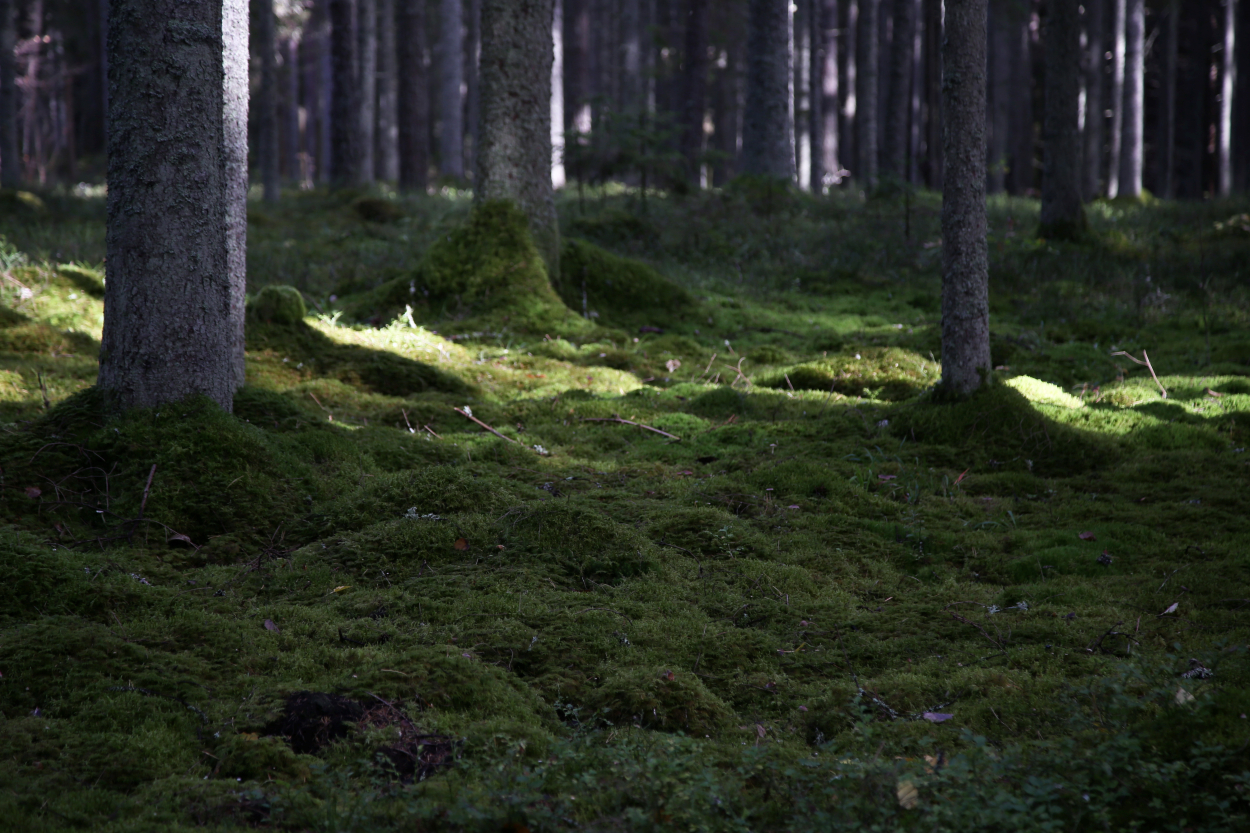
left=1218, top=0, right=1236, bottom=195
left=0, top=0, right=17, bottom=188
left=854, top=0, right=878, bottom=186
left=1117, top=0, right=1142, bottom=197
left=376, top=0, right=399, bottom=180
left=681, top=0, right=710, bottom=184
left=396, top=0, right=429, bottom=190
left=742, top=0, right=795, bottom=179
left=1040, top=0, right=1085, bottom=236
left=476, top=0, right=560, bottom=283
left=940, top=0, right=990, bottom=397
left=357, top=0, right=377, bottom=182
left=99, top=0, right=249, bottom=412
left=811, top=0, right=837, bottom=190
left=1106, top=0, right=1125, bottom=196
left=329, top=0, right=362, bottom=185
left=882, top=0, right=915, bottom=180
left=1081, top=0, right=1104, bottom=199
left=439, top=0, right=464, bottom=177
left=255, top=0, right=280, bottom=201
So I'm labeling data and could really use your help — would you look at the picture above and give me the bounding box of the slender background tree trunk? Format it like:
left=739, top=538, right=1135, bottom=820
left=940, top=0, right=990, bottom=396
left=987, top=4, right=1009, bottom=194
left=0, top=0, right=18, bottom=187
left=1218, top=0, right=1237, bottom=195
left=854, top=0, right=878, bottom=187
left=742, top=0, right=795, bottom=179
left=882, top=0, right=914, bottom=180
left=1117, top=0, right=1143, bottom=197
left=357, top=0, right=376, bottom=183
left=1081, top=0, right=1105, bottom=199
left=1160, top=0, right=1178, bottom=198
left=375, top=0, right=399, bottom=181
left=329, top=0, right=362, bottom=185
left=923, top=0, right=941, bottom=188
left=397, top=0, right=429, bottom=190
left=1040, top=0, right=1085, bottom=235
left=255, top=0, right=280, bottom=201
left=100, top=0, right=249, bottom=411
left=681, top=0, right=709, bottom=185
left=439, top=0, right=464, bottom=178
left=1106, top=0, right=1125, bottom=196
left=476, top=0, right=559, bottom=282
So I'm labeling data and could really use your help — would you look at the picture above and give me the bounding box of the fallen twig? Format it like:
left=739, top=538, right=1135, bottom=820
left=138, top=464, right=156, bottom=520
left=1111, top=350, right=1167, bottom=399
left=423, top=424, right=443, bottom=440
left=950, top=612, right=1008, bottom=651
left=308, top=391, right=333, bottom=420
left=579, top=414, right=681, bottom=441
left=1086, top=620, right=1139, bottom=654
left=400, top=409, right=416, bottom=433
left=453, top=407, right=524, bottom=446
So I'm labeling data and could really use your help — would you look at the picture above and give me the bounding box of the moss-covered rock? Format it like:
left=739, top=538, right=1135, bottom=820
left=249, top=284, right=308, bottom=325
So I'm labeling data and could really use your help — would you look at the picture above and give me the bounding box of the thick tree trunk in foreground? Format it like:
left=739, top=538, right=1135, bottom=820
left=396, top=0, right=429, bottom=190
left=1117, top=0, right=1143, bottom=197
left=0, top=0, right=18, bottom=188
left=1041, top=0, right=1085, bottom=236
left=940, top=0, right=990, bottom=397
left=882, top=0, right=915, bottom=180
left=329, top=0, right=362, bottom=185
left=439, top=0, right=464, bottom=177
left=854, top=0, right=878, bottom=187
left=1081, top=0, right=1105, bottom=199
left=255, top=0, right=280, bottom=201
left=742, top=0, right=795, bottom=179
left=476, top=0, right=559, bottom=282
left=99, top=0, right=248, bottom=412
left=376, top=0, right=399, bottom=181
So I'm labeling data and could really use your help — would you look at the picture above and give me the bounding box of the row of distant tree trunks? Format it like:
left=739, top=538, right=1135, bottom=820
left=0, top=0, right=1246, bottom=198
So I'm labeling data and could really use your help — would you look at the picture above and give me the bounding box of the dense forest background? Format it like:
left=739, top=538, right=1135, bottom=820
left=0, top=0, right=1245, bottom=200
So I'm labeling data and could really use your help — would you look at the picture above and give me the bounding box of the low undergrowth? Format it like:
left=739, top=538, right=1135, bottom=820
left=1, top=185, right=1249, bottom=831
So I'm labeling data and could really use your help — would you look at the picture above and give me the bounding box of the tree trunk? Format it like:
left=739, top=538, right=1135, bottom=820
left=742, top=0, right=795, bottom=179
left=329, top=0, right=362, bottom=185
left=711, top=0, right=748, bottom=186
left=1218, top=0, right=1236, bottom=196
left=375, top=0, right=399, bottom=181
left=1106, top=0, right=1125, bottom=196
left=465, top=0, right=480, bottom=172
left=563, top=0, right=590, bottom=134
left=1236, top=0, right=1249, bottom=192
left=811, top=0, right=837, bottom=190
left=908, top=0, right=923, bottom=183
left=255, top=0, right=280, bottom=201
left=840, top=0, right=857, bottom=183
left=284, top=36, right=302, bottom=182
left=619, top=0, right=642, bottom=114
left=1040, top=0, right=1085, bottom=236
left=1117, top=0, right=1142, bottom=197
left=854, top=0, right=878, bottom=187
left=0, top=0, right=17, bottom=187
left=100, top=0, right=248, bottom=412
left=357, top=0, right=376, bottom=182
left=476, top=0, right=559, bottom=282
left=1159, top=0, right=1177, bottom=198
left=439, top=0, right=464, bottom=177
left=396, top=0, right=429, bottom=190
left=882, top=0, right=914, bottom=180
left=1081, top=0, right=1105, bottom=199
left=940, top=0, right=989, bottom=397
left=922, top=0, right=941, bottom=188
left=551, top=0, right=564, bottom=187
left=681, top=0, right=709, bottom=185
left=1008, top=15, right=1034, bottom=194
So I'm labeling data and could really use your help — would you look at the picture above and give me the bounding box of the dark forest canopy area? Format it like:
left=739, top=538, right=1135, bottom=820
left=1, top=1, right=1250, bottom=831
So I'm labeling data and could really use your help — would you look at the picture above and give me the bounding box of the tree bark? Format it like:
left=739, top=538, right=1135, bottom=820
left=1008, top=14, right=1034, bottom=195
left=1237, top=0, right=1250, bottom=192
left=439, top=0, right=464, bottom=177
left=396, top=0, right=429, bottom=190
left=465, top=0, right=480, bottom=172
left=551, top=0, right=564, bottom=187
left=1218, top=0, right=1237, bottom=196
left=711, top=0, right=748, bottom=186
left=562, top=0, right=590, bottom=134
left=1117, top=0, right=1142, bottom=197
left=940, top=0, right=990, bottom=397
left=882, top=0, right=914, bottom=180
left=1081, top=0, right=1105, bottom=199
left=100, top=0, right=248, bottom=412
left=811, top=0, right=837, bottom=190
left=681, top=0, right=710, bottom=185
left=329, top=0, right=362, bottom=185
left=284, top=36, right=302, bottom=182
left=375, top=0, right=399, bottom=181
left=476, top=0, right=559, bottom=282
left=0, top=0, right=17, bottom=188
left=619, top=0, right=643, bottom=114
left=854, top=0, right=878, bottom=187
left=255, top=0, right=280, bottom=201
left=922, top=0, right=941, bottom=188
left=1106, top=0, right=1125, bottom=196
left=987, top=4, right=1010, bottom=194
left=356, top=0, right=376, bottom=182
left=742, top=0, right=795, bottom=179
left=1040, top=0, right=1085, bottom=236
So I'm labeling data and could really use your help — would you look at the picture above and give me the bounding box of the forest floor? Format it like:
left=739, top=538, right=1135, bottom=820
left=1, top=182, right=1249, bottom=831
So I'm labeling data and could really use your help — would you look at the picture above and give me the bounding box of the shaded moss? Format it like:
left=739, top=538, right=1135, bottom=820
left=558, top=238, right=695, bottom=328
left=248, top=284, right=307, bottom=325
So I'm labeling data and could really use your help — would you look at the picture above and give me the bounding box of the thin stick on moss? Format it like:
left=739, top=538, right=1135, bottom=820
left=423, top=424, right=443, bottom=440
left=454, top=407, right=524, bottom=446
left=579, top=415, right=681, bottom=441
left=1111, top=350, right=1168, bottom=399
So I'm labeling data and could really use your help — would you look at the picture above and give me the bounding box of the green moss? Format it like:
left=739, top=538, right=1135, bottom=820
left=0, top=189, right=47, bottom=215
left=758, top=347, right=937, bottom=401
left=352, top=195, right=405, bottom=223
left=587, top=667, right=734, bottom=736
left=558, top=238, right=695, bottom=328
left=249, top=284, right=308, bottom=325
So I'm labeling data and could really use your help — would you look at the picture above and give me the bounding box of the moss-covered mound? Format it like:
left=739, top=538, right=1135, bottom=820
left=558, top=238, right=696, bottom=328
left=892, top=382, right=1115, bottom=475
left=0, top=388, right=361, bottom=549
left=587, top=667, right=734, bottom=736
left=342, top=200, right=586, bottom=335
left=248, top=284, right=307, bottom=325
left=758, top=347, right=936, bottom=401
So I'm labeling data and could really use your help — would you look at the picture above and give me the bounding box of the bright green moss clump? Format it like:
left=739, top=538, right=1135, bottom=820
left=248, top=284, right=307, bottom=325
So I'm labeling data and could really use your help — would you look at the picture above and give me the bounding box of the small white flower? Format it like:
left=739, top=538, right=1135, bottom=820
left=462, top=405, right=473, bottom=417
